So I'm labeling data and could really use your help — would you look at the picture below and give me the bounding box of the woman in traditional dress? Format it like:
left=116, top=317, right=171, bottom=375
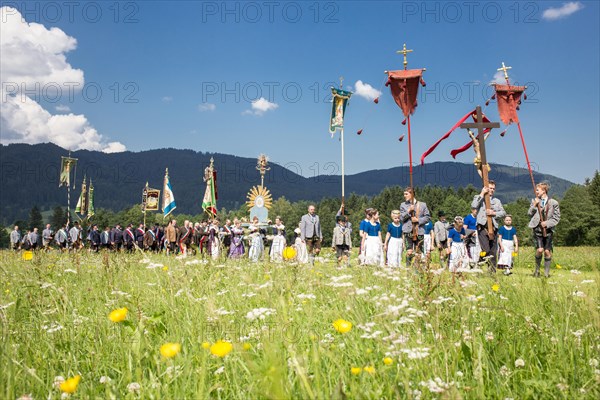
left=228, top=218, right=245, bottom=258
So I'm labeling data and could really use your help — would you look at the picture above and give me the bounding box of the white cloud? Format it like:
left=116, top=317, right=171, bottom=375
left=55, top=104, right=71, bottom=112
left=162, top=96, right=173, bottom=102
left=1, top=94, right=125, bottom=152
left=489, top=71, right=506, bottom=85
left=198, top=103, right=216, bottom=112
left=243, top=97, right=278, bottom=116
left=542, top=2, right=583, bottom=20
left=0, top=6, right=125, bottom=153
left=353, top=80, right=382, bottom=101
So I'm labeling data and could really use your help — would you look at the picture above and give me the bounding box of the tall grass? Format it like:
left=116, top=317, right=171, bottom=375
left=1, top=247, right=599, bottom=399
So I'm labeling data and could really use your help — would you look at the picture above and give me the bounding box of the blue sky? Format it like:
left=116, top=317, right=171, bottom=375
left=1, top=1, right=598, bottom=184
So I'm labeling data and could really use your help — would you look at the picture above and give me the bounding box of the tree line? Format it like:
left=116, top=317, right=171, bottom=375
left=2, top=171, right=599, bottom=248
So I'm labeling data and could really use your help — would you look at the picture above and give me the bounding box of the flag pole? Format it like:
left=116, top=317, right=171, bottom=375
left=407, top=114, right=413, bottom=188
left=66, top=151, right=71, bottom=227
left=497, top=62, right=545, bottom=237
left=341, top=125, right=345, bottom=212
left=143, top=182, right=148, bottom=228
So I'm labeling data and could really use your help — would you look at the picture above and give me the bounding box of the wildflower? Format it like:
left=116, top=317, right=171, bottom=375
left=491, top=284, right=500, bottom=292
left=214, top=366, right=225, bottom=375
left=108, top=307, right=127, bottom=323
left=243, top=343, right=252, bottom=351
left=99, top=376, right=111, bottom=384
left=363, top=366, right=376, bottom=374
left=511, top=252, right=517, bottom=257
left=332, top=319, right=352, bottom=334
left=589, top=359, right=599, bottom=368
left=53, top=376, right=65, bottom=388
left=556, top=264, right=562, bottom=269
left=383, top=357, right=393, bottom=365
left=499, top=365, right=510, bottom=376
left=16, top=395, right=33, bottom=400
left=485, top=332, right=494, bottom=341
left=351, top=367, right=362, bottom=375
left=127, top=382, right=141, bottom=393
left=162, top=266, right=169, bottom=271
left=202, top=342, right=210, bottom=349
left=160, top=342, right=181, bottom=358
left=480, top=251, right=486, bottom=257
left=515, top=358, right=525, bottom=368
left=59, top=375, right=81, bottom=394
left=210, top=340, right=233, bottom=357
left=22, top=251, right=33, bottom=261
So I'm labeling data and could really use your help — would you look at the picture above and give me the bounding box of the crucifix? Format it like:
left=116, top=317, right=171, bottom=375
left=498, top=62, right=512, bottom=85
left=460, top=106, right=500, bottom=239
left=396, top=43, right=413, bottom=70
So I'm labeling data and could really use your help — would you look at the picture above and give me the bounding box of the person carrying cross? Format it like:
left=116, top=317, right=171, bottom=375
left=471, top=180, right=506, bottom=273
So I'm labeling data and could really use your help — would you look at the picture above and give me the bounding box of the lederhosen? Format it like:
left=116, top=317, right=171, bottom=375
left=533, top=199, right=553, bottom=251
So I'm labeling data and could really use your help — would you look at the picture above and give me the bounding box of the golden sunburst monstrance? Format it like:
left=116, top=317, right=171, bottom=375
left=246, top=185, right=272, bottom=210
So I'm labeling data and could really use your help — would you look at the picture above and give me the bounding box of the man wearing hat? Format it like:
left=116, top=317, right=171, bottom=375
left=434, top=210, right=450, bottom=266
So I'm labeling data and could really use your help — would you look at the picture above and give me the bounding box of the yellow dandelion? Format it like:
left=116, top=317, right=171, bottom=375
left=108, top=307, right=127, bottom=323
left=351, top=367, right=362, bottom=375
left=210, top=340, right=233, bottom=358
left=366, top=348, right=372, bottom=354
left=363, top=366, right=376, bottom=374
left=383, top=357, right=393, bottom=365
left=59, top=375, right=81, bottom=394
left=556, top=264, right=562, bottom=269
left=480, top=251, right=487, bottom=257
left=243, top=343, right=252, bottom=351
left=332, top=319, right=352, bottom=334
left=201, top=342, right=210, bottom=349
left=160, top=342, right=181, bottom=358
left=491, top=284, right=500, bottom=292
left=22, top=251, right=33, bottom=261
left=512, top=252, right=517, bottom=257
left=162, top=266, right=169, bottom=271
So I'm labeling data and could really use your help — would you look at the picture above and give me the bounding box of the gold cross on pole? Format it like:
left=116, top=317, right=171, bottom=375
left=498, top=62, right=512, bottom=84
left=339, top=76, right=344, bottom=89
left=396, top=43, right=413, bottom=70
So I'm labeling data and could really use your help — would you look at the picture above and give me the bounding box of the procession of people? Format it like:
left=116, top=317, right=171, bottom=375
left=10, top=181, right=560, bottom=277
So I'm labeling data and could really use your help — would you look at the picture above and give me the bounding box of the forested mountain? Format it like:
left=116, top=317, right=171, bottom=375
left=0, top=143, right=574, bottom=224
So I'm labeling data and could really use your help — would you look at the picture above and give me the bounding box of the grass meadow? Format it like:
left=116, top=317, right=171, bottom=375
left=1, top=247, right=599, bottom=399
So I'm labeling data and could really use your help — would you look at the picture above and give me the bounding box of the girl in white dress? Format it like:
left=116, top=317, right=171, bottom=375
left=293, top=227, right=309, bottom=264
left=384, top=210, right=404, bottom=268
left=363, top=209, right=384, bottom=266
left=269, top=217, right=286, bottom=262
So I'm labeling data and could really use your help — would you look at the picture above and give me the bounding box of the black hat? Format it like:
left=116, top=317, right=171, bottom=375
left=438, top=210, right=446, bottom=217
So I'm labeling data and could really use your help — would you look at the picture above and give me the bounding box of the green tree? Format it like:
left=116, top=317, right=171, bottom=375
left=439, top=195, right=469, bottom=221
left=0, top=226, right=10, bottom=248
left=28, top=206, right=43, bottom=231
left=587, top=170, right=600, bottom=210
left=504, top=198, right=531, bottom=241
left=50, top=206, right=66, bottom=229
left=555, top=185, right=600, bottom=246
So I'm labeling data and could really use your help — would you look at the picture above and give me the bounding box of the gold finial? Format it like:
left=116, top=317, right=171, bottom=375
left=396, top=43, right=413, bottom=70
left=256, top=154, right=270, bottom=187
left=498, top=62, right=512, bottom=84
